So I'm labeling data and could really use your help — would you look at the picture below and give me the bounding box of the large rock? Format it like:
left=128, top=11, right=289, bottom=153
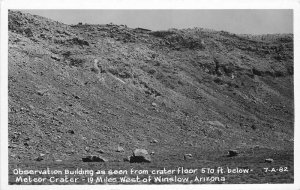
left=265, top=158, right=274, bottom=163
left=82, top=155, right=108, bottom=162
left=227, top=150, right=239, bottom=157
left=130, top=149, right=151, bottom=163
left=184, top=154, right=193, bottom=160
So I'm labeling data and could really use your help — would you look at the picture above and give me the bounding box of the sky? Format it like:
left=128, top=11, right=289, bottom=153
left=20, top=9, right=293, bottom=34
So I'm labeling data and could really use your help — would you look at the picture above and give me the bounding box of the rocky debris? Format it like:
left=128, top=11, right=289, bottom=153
left=116, top=146, right=125, bottom=152
left=82, top=155, right=108, bottom=162
left=129, top=149, right=151, bottom=163
left=265, top=158, right=274, bottom=163
left=7, top=10, right=294, bottom=171
left=69, top=37, right=89, bottom=46
left=23, top=28, right=33, bottom=37
left=184, top=154, right=193, bottom=160
left=228, top=150, right=239, bottom=157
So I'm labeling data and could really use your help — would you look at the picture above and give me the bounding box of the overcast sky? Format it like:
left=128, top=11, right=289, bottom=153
left=21, top=9, right=293, bottom=34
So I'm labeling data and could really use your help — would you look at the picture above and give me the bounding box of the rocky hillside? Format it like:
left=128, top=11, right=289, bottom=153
left=8, top=10, right=293, bottom=163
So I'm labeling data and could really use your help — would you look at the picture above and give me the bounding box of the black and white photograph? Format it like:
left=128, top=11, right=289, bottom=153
left=1, top=0, right=299, bottom=189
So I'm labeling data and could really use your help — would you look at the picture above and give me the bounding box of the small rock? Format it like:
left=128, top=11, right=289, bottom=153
left=228, top=150, right=239, bottom=157
left=57, top=107, right=63, bottom=111
left=34, top=156, right=44, bottom=161
left=39, top=153, right=45, bottom=157
left=116, top=146, right=125, bottom=152
left=151, top=102, right=157, bottom=107
left=150, top=139, right=158, bottom=143
left=82, top=155, right=108, bottom=162
left=150, top=151, right=155, bottom=155
left=265, top=158, right=274, bottom=163
left=67, top=129, right=75, bottom=134
left=74, top=95, right=80, bottom=99
left=55, top=159, right=62, bottom=162
left=85, top=147, right=90, bottom=152
left=184, top=154, right=193, bottom=160
left=130, top=149, right=151, bottom=163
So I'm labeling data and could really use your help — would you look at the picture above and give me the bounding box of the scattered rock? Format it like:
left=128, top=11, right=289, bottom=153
left=184, top=154, right=193, bottom=160
left=265, top=158, right=274, bottom=163
left=82, top=155, right=108, bottom=162
left=228, top=150, right=239, bottom=157
left=129, top=149, right=151, bottom=163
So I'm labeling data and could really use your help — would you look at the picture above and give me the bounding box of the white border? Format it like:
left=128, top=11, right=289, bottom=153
left=1, top=0, right=299, bottom=190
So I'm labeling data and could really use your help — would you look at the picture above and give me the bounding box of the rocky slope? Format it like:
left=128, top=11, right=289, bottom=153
left=8, top=10, right=293, bottom=166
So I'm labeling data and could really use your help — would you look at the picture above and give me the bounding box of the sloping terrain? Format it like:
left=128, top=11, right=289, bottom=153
left=8, top=10, right=294, bottom=183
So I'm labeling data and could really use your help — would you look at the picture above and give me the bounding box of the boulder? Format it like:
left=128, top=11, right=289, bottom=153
left=265, top=158, right=274, bottom=163
left=184, top=154, right=193, bottom=160
left=228, top=150, right=239, bottom=157
left=82, top=155, right=108, bottom=162
left=150, top=139, right=158, bottom=143
left=129, top=149, right=151, bottom=163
